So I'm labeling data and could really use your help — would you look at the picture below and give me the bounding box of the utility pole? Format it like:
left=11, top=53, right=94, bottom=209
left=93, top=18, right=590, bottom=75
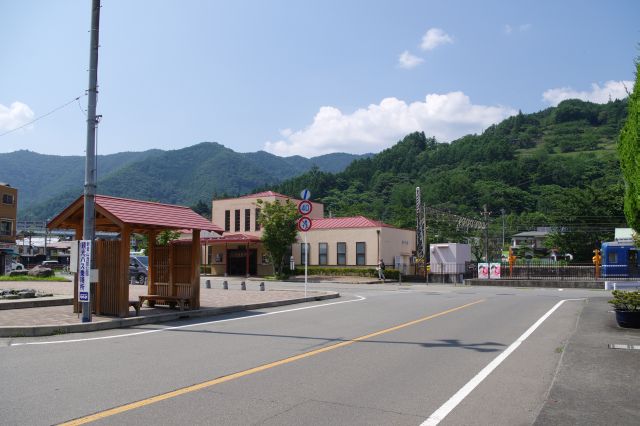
left=482, top=205, right=490, bottom=263
left=501, top=208, right=506, bottom=254
left=82, top=0, right=101, bottom=323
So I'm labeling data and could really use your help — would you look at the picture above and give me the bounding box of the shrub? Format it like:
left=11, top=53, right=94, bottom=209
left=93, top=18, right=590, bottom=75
left=608, top=290, right=640, bottom=312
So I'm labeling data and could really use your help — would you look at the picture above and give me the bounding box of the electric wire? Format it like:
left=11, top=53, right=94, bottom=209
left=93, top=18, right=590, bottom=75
left=0, top=94, right=87, bottom=137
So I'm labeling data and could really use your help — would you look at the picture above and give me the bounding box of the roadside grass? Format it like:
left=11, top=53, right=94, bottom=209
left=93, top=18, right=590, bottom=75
left=0, top=275, right=71, bottom=282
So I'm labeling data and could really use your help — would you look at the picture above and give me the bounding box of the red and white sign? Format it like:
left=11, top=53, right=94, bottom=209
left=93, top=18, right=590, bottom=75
left=298, top=200, right=313, bottom=215
left=297, top=216, right=312, bottom=232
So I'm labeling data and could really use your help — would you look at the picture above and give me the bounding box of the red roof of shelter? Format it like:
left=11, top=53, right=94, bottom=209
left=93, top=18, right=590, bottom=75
left=312, top=216, right=395, bottom=230
left=200, top=233, right=262, bottom=243
left=48, top=195, right=223, bottom=233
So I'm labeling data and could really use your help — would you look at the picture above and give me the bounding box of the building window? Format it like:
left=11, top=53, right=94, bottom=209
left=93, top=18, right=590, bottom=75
left=300, top=243, right=310, bottom=264
left=356, top=242, right=366, bottom=266
left=0, top=220, right=12, bottom=236
left=2, top=194, right=14, bottom=204
left=234, top=209, right=240, bottom=232
left=255, top=208, right=261, bottom=231
left=224, top=210, right=230, bottom=232
left=244, top=209, right=251, bottom=232
left=319, top=243, right=328, bottom=265
left=337, top=242, right=346, bottom=265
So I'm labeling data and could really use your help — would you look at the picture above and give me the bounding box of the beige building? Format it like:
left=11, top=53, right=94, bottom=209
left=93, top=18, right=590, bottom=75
left=202, top=191, right=415, bottom=276
left=291, top=216, right=416, bottom=274
left=0, top=183, right=18, bottom=274
left=205, top=191, right=323, bottom=276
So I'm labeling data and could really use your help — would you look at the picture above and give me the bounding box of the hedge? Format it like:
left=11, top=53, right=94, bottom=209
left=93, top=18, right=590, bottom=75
left=292, top=266, right=399, bottom=280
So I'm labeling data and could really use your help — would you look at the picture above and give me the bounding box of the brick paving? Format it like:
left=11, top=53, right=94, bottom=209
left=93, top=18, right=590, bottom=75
left=0, top=279, right=331, bottom=328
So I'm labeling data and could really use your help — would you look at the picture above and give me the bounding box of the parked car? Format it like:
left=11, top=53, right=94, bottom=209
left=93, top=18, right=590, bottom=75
left=11, top=262, right=25, bottom=271
left=129, top=255, right=148, bottom=284
left=39, top=260, right=64, bottom=270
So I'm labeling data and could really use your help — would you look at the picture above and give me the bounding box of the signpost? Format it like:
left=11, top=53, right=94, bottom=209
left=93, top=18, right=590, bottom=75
left=298, top=189, right=312, bottom=297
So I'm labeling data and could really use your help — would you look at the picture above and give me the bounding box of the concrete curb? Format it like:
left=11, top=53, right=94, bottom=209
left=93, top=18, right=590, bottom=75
left=0, top=296, right=73, bottom=310
left=0, top=292, right=340, bottom=338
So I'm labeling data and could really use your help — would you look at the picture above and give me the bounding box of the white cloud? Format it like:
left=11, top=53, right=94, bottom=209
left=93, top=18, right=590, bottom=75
left=398, top=50, right=424, bottom=69
left=420, top=28, right=453, bottom=51
left=264, top=92, right=517, bottom=157
left=504, top=23, right=532, bottom=35
left=0, top=101, right=34, bottom=132
left=542, top=80, right=633, bottom=106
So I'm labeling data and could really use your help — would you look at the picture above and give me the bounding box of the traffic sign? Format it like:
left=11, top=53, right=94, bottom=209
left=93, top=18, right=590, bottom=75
left=298, top=200, right=313, bottom=215
left=300, top=188, right=311, bottom=200
left=298, top=216, right=312, bottom=232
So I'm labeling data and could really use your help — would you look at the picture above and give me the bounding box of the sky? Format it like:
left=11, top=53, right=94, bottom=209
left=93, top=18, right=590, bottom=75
left=1, top=0, right=638, bottom=158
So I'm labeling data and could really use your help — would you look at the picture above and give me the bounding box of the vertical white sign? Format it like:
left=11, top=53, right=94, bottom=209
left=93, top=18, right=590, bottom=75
left=78, top=240, right=91, bottom=302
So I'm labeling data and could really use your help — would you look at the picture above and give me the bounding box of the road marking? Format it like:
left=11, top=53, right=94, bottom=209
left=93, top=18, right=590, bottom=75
left=10, top=295, right=367, bottom=347
left=58, top=299, right=485, bottom=425
left=421, top=298, right=584, bottom=426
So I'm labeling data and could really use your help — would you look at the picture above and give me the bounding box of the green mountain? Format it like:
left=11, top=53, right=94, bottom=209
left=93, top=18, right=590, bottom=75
left=274, top=99, right=629, bottom=261
left=0, top=142, right=365, bottom=220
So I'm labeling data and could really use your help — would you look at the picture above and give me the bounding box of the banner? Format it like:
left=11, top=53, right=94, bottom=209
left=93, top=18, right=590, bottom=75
left=78, top=240, right=91, bottom=302
left=478, top=263, right=489, bottom=279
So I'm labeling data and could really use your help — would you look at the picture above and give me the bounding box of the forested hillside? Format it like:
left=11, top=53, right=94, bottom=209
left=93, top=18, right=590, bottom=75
left=3, top=142, right=365, bottom=220
left=274, top=99, right=628, bottom=261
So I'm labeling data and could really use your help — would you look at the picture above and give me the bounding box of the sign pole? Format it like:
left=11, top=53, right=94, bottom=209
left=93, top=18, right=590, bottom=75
left=304, top=231, right=308, bottom=298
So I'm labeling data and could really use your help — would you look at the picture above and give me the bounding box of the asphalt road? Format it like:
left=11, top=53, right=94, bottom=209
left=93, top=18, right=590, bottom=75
left=0, top=284, right=600, bottom=425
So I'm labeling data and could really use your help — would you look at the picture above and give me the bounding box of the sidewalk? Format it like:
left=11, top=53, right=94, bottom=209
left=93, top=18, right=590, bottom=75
left=534, top=297, right=640, bottom=425
left=0, top=280, right=339, bottom=337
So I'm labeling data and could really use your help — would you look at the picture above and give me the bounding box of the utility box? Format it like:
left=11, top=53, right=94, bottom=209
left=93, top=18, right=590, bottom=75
left=429, top=243, right=471, bottom=283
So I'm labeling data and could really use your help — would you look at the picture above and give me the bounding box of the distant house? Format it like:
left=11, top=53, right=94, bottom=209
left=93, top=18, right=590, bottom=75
left=0, top=183, right=18, bottom=274
left=511, top=229, right=550, bottom=250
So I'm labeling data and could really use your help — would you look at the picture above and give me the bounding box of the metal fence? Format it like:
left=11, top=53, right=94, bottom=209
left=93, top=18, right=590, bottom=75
left=459, top=261, right=633, bottom=281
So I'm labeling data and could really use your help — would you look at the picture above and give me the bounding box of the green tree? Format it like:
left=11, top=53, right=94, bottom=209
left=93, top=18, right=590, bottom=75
left=257, top=198, right=300, bottom=277
left=619, top=60, right=640, bottom=231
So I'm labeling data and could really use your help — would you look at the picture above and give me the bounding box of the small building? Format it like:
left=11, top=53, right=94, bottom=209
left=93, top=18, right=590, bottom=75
left=511, top=229, right=550, bottom=250
left=202, top=192, right=416, bottom=276
left=48, top=195, right=222, bottom=317
left=0, top=183, right=18, bottom=274
left=204, top=191, right=324, bottom=276
left=291, top=216, right=416, bottom=274
left=429, top=243, right=471, bottom=283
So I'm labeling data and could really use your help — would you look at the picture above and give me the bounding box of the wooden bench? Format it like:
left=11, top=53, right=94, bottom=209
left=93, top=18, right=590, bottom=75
left=139, top=295, right=191, bottom=311
left=129, top=300, right=141, bottom=316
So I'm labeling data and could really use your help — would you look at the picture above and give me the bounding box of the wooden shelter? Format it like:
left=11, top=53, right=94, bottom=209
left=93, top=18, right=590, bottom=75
left=48, top=195, right=223, bottom=317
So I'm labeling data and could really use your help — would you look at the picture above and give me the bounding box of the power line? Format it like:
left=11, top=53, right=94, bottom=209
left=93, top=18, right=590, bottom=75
left=0, top=94, right=86, bottom=137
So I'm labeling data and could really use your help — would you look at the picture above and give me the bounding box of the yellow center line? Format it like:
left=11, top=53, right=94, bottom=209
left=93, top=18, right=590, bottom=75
left=59, top=299, right=485, bottom=425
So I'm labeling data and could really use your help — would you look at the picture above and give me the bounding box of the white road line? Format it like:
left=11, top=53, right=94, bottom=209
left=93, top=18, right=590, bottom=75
left=421, top=298, right=585, bottom=426
left=9, top=295, right=366, bottom=347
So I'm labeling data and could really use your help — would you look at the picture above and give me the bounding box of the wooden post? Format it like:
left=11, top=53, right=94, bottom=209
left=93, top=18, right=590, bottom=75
left=148, top=229, right=156, bottom=295
left=192, top=229, right=200, bottom=309
left=119, top=224, right=130, bottom=317
left=169, top=239, right=175, bottom=297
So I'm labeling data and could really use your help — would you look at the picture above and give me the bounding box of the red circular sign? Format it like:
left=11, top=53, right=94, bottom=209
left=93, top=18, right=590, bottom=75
left=298, top=200, right=313, bottom=215
left=297, top=216, right=312, bottom=232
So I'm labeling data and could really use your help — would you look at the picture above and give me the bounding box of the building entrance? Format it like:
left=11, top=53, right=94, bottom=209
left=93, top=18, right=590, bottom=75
left=227, top=248, right=257, bottom=276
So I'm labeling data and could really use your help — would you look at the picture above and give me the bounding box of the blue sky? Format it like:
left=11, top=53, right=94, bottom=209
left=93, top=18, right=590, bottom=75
left=1, top=0, right=638, bottom=157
